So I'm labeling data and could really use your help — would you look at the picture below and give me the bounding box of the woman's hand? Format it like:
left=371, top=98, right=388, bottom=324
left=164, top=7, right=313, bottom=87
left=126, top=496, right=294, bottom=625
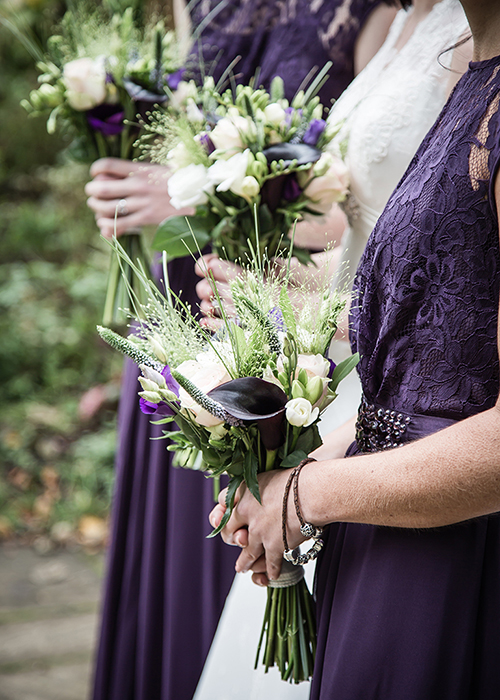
left=85, top=158, right=193, bottom=238
left=210, top=468, right=307, bottom=582
left=195, top=253, right=240, bottom=328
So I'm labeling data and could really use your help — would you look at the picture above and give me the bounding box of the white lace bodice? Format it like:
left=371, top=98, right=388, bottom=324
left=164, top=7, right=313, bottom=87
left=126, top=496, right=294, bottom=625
left=329, top=0, right=470, bottom=289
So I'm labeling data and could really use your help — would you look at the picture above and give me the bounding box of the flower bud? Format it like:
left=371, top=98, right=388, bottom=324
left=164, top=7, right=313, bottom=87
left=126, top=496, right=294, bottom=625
left=138, top=376, right=162, bottom=393
left=139, top=390, right=163, bottom=404
left=304, top=375, right=324, bottom=405
left=148, top=336, right=168, bottom=363
left=140, top=365, right=167, bottom=388
left=240, top=175, right=260, bottom=200
left=291, top=379, right=306, bottom=399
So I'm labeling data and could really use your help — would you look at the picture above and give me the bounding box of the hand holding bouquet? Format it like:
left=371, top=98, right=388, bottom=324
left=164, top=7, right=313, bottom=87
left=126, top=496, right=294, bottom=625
left=16, top=2, right=182, bottom=327
left=141, top=71, right=349, bottom=263
left=97, top=240, right=358, bottom=682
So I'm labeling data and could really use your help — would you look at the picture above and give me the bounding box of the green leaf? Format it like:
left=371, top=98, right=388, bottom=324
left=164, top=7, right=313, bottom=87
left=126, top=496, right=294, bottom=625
left=207, top=474, right=243, bottom=538
left=152, top=215, right=211, bottom=259
left=280, top=449, right=308, bottom=469
left=294, top=424, right=323, bottom=455
left=329, top=353, right=360, bottom=393
left=244, top=450, right=261, bottom=504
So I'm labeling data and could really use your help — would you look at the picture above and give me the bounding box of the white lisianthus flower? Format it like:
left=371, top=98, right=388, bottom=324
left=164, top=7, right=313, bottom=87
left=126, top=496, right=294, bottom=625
left=208, top=149, right=250, bottom=196
left=167, top=164, right=214, bottom=209
left=264, top=102, right=286, bottom=126
left=62, top=57, right=107, bottom=111
left=285, top=398, right=319, bottom=428
left=210, top=115, right=249, bottom=155
left=176, top=359, right=232, bottom=427
left=298, top=153, right=350, bottom=214
left=166, top=142, right=192, bottom=172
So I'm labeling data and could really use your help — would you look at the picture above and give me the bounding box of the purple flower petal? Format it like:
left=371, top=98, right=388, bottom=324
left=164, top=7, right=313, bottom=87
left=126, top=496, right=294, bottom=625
left=302, top=119, right=326, bottom=146
left=86, top=104, right=125, bottom=136
left=282, top=175, right=302, bottom=202
left=167, top=68, right=185, bottom=91
left=327, top=358, right=336, bottom=379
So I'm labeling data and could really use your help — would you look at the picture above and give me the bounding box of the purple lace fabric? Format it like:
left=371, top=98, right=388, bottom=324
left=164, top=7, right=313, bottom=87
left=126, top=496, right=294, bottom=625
left=311, top=56, right=500, bottom=700
left=351, top=55, right=500, bottom=420
left=188, top=0, right=384, bottom=103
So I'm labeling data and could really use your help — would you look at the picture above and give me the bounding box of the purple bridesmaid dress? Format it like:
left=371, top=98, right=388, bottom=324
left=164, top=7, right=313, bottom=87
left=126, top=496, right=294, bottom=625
left=92, top=2, right=384, bottom=699
left=312, top=54, right=500, bottom=700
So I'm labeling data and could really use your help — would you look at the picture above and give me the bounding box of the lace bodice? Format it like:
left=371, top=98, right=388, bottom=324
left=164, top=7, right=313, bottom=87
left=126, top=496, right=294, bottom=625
left=328, top=0, right=469, bottom=289
left=187, top=0, right=384, bottom=103
left=350, top=55, right=500, bottom=420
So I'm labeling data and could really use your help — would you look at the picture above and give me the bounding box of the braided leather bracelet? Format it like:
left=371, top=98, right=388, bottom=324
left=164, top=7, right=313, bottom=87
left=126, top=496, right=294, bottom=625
left=282, top=458, right=324, bottom=566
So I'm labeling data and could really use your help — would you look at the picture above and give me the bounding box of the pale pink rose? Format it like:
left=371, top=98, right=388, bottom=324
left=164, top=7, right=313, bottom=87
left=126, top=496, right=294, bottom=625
left=62, top=58, right=107, bottom=111
left=175, top=359, right=232, bottom=427
left=296, top=353, right=331, bottom=379
left=298, top=153, right=349, bottom=214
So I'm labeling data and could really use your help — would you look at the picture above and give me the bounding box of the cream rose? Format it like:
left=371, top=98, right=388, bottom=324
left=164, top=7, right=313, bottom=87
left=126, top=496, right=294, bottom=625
left=285, top=398, right=319, bottom=428
left=210, top=115, right=249, bottom=155
left=167, top=164, right=214, bottom=209
left=175, top=359, right=232, bottom=427
left=62, top=58, right=107, bottom=111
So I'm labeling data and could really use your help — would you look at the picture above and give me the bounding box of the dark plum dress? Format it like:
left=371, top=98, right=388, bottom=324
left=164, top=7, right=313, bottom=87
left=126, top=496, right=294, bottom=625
left=312, top=56, right=500, bottom=700
left=92, top=2, right=384, bottom=699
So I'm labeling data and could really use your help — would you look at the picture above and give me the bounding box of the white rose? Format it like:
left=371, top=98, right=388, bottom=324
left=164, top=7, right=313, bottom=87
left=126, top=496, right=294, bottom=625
left=62, top=57, right=107, bottom=111
left=296, top=353, right=331, bottom=379
left=175, top=359, right=232, bottom=427
left=285, top=398, right=319, bottom=428
left=208, top=149, right=250, bottom=197
left=167, top=164, right=214, bottom=209
left=166, top=143, right=192, bottom=172
left=210, top=115, right=249, bottom=155
left=301, top=155, right=349, bottom=214
left=264, top=102, right=286, bottom=126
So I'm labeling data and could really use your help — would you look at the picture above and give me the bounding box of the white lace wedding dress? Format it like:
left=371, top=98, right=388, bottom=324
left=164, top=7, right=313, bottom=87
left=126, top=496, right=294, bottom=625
left=194, top=3, right=469, bottom=698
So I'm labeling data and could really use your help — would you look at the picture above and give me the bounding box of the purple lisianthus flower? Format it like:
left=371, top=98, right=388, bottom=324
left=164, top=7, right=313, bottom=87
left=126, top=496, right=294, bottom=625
left=167, top=68, right=185, bottom=91
left=303, top=119, right=326, bottom=146
left=282, top=175, right=302, bottom=202
left=139, top=365, right=180, bottom=417
left=86, top=104, right=125, bottom=136
left=199, top=132, right=215, bottom=155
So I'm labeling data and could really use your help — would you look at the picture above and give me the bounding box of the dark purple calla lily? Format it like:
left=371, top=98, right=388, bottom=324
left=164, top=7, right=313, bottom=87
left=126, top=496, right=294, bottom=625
left=282, top=174, right=302, bottom=202
left=303, top=118, right=326, bottom=146
left=208, top=377, right=287, bottom=450
left=123, top=78, right=168, bottom=104
left=262, top=142, right=322, bottom=168
left=86, top=104, right=125, bottom=136
left=327, top=358, right=336, bottom=379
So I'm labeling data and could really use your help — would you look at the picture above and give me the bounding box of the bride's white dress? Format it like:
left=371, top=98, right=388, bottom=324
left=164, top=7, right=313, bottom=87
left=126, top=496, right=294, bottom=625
left=194, top=2, right=469, bottom=698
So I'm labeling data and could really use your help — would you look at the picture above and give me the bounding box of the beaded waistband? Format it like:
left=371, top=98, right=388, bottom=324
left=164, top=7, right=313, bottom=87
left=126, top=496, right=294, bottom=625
left=355, top=397, right=458, bottom=454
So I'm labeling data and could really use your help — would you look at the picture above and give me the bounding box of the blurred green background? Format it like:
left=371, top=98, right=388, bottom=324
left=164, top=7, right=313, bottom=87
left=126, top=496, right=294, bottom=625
left=0, top=0, right=173, bottom=551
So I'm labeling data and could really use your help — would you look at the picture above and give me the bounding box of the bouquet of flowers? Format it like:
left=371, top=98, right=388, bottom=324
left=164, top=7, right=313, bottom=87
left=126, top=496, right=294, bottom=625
left=97, top=240, right=358, bottom=682
left=16, top=2, right=182, bottom=326
left=140, top=70, right=349, bottom=263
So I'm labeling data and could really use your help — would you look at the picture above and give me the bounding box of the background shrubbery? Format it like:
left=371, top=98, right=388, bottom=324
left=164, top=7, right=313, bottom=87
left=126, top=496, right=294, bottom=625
left=0, top=0, right=127, bottom=550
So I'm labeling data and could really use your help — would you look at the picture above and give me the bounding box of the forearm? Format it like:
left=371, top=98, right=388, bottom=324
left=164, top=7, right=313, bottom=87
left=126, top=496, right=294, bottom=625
left=300, top=405, right=500, bottom=529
